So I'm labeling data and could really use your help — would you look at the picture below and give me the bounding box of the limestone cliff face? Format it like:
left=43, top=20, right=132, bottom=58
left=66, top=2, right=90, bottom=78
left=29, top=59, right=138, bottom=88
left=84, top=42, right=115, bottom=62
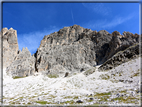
left=1, top=25, right=140, bottom=77
left=1, top=28, right=35, bottom=77
left=100, top=31, right=139, bottom=64
left=35, top=25, right=96, bottom=75
left=35, top=25, right=139, bottom=76
left=99, top=43, right=140, bottom=71
left=6, top=47, right=35, bottom=77
left=0, top=28, right=18, bottom=68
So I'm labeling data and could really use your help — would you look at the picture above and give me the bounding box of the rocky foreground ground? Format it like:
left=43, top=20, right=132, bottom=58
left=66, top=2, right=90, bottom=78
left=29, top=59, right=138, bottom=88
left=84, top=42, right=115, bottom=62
left=3, top=56, right=141, bottom=106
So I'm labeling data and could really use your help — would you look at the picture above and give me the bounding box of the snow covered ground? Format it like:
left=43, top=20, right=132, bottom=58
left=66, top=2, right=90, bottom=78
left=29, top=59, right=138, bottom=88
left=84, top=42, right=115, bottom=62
left=3, top=57, right=141, bottom=106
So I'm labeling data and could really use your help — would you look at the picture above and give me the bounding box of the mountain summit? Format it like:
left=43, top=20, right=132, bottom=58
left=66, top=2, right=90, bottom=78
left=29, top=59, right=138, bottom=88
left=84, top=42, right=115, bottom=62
left=1, top=25, right=140, bottom=77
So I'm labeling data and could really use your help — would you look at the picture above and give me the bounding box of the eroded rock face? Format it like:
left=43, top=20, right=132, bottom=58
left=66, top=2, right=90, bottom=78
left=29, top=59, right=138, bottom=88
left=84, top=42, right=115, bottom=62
left=35, top=25, right=114, bottom=76
left=100, top=31, right=139, bottom=64
left=1, top=28, right=19, bottom=68
left=36, top=25, right=96, bottom=76
left=91, top=30, right=112, bottom=64
left=99, top=43, right=140, bottom=71
left=35, top=25, right=140, bottom=76
left=6, top=47, right=35, bottom=77
left=1, top=25, right=140, bottom=77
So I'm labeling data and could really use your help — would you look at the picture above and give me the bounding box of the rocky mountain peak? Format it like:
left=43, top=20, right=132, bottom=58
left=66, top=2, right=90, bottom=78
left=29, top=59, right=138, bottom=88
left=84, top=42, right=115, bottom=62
left=22, top=47, right=30, bottom=52
left=1, top=25, right=140, bottom=78
left=1, top=27, right=19, bottom=68
left=35, top=25, right=139, bottom=77
left=112, top=31, right=121, bottom=36
left=1, top=28, right=8, bottom=35
left=39, top=25, right=90, bottom=48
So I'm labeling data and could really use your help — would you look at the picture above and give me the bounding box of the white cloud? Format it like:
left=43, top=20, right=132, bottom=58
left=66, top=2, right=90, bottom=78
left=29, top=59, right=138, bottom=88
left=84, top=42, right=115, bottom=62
left=102, top=14, right=134, bottom=29
left=82, top=3, right=111, bottom=16
left=17, top=27, right=59, bottom=55
left=83, top=13, right=135, bottom=31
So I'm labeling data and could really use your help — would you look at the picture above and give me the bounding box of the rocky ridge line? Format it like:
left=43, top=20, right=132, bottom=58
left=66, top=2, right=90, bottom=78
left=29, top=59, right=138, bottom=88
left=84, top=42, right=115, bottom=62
left=1, top=25, right=140, bottom=77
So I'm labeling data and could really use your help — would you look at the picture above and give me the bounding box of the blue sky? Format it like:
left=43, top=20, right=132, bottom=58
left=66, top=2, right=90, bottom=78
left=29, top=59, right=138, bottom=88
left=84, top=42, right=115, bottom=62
left=3, top=3, right=139, bottom=55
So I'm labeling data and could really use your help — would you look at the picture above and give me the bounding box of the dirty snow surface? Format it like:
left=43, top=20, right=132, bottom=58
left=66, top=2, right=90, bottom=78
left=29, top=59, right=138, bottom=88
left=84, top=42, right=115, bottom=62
left=3, top=57, right=141, bottom=106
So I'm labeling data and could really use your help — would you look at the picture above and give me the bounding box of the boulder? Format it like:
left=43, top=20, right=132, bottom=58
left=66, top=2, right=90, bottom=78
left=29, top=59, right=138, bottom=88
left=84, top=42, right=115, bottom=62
left=76, top=100, right=83, bottom=103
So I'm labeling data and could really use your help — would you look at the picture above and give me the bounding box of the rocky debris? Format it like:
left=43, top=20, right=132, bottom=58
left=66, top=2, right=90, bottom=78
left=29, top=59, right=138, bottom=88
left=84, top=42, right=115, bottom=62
left=89, top=98, right=94, bottom=100
left=80, top=68, right=85, bottom=72
left=83, top=68, right=96, bottom=76
left=64, top=72, right=69, bottom=77
left=3, top=57, right=140, bottom=106
left=76, top=100, right=83, bottom=103
left=6, top=47, right=35, bottom=77
left=1, top=28, right=19, bottom=68
left=99, top=43, right=140, bottom=71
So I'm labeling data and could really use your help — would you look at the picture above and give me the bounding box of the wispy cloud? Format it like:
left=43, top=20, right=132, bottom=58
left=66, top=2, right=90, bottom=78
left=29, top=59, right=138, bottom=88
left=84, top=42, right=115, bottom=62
left=102, top=14, right=134, bottom=29
left=83, top=13, right=135, bottom=31
left=82, top=3, right=111, bottom=16
left=71, top=9, right=75, bottom=24
left=17, top=26, right=59, bottom=55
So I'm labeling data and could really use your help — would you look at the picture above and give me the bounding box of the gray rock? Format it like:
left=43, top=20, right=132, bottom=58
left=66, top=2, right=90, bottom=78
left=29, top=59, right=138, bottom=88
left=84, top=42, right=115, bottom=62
left=1, top=28, right=18, bottom=68
left=1, top=25, right=140, bottom=78
left=101, top=31, right=139, bottom=64
left=64, top=72, right=69, bottom=77
left=35, top=25, right=114, bottom=75
left=116, top=93, right=120, bottom=97
left=6, top=47, right=35, bottom=77
left=35, top=25, right=96, bottom=75
left=89, top=98, right=94, bottom=100
left=76, top=100, right=83, bottom=103
left=99, top=43, right=140, bottom=71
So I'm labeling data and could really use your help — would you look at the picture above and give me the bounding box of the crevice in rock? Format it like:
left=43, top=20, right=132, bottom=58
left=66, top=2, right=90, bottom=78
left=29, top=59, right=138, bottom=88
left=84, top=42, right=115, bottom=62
left=34, top=51, right=38, bottom=72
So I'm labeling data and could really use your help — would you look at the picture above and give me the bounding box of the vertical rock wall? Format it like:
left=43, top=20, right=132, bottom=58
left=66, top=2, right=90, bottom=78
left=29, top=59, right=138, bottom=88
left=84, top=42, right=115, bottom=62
left=1, top=28, right=18, bottom=68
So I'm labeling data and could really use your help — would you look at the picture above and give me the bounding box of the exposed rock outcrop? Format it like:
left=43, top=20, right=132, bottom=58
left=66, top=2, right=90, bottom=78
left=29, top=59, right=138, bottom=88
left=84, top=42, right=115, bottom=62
left=35, top=25, right=139, bottom=76
left=6, top=47, right=35, bottom=77
left=101, top=31, right=139, bottom=63
left=1, top=25, right=140, bottom=77
left=0, top=28, right=36, bottom=77
left=98, top=43, right=140, bottom=71
left=35, top=25, right=95, bottom=76
left=35, top=25, right=114, bottom=76
left=1, top=28, right=19, bottom=68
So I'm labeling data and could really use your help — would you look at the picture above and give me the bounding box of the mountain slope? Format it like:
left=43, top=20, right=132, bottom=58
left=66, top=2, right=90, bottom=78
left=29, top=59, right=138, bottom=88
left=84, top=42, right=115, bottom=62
left=3, top=56, right=141, bottom=106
